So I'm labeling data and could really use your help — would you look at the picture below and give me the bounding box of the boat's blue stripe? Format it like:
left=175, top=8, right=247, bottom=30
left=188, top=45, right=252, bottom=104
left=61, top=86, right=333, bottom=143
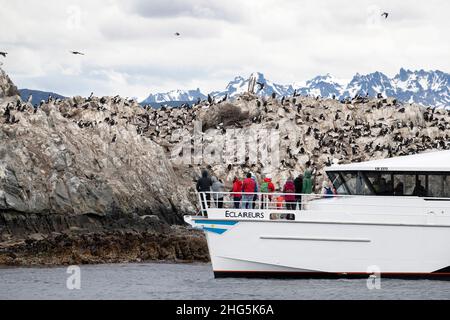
left=193, top=220, right=238, bottom=226
left=202, top=227, right=227, bottom=234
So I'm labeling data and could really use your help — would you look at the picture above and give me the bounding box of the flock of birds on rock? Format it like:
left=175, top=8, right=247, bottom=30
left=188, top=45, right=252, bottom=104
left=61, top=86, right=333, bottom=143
left=1, top=78, right=449, bottom=188
left=135, top=92, right=449, bottom=186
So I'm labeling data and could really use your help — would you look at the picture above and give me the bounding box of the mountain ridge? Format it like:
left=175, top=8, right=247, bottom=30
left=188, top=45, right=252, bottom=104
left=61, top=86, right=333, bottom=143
left=11, top=69, right=449, bottom=108
left=142, top=69, right=450, bottom=108
left=19, top=89, right=66, bottom=105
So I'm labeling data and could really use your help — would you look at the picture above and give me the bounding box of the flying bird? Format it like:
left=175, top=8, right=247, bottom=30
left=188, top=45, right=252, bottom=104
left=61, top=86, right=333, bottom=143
left=0, top=52, right=7, bottom=58
left=71, top=51, right=85, bottom=55
left=381, top=12, right=389, bottom=19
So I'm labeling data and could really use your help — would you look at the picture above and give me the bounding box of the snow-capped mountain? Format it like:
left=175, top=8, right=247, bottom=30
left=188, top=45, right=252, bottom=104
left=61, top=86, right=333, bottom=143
left=392, top=69, right=450, bottom=108
left=141, top=69, right=449, bottom=108
left=212, top=72, right=295, bottom=99
left=295, top=74, right=346, bottom=99
left=141, top=88, right=206, bottom=105
left=341, top=71, right=397, bottom=99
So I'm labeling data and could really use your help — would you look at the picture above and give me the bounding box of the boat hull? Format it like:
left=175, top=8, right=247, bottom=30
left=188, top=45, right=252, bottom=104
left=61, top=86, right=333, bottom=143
left=213, top=271, right=450, bottom=280
left=187, top=209, right=450, bottom=280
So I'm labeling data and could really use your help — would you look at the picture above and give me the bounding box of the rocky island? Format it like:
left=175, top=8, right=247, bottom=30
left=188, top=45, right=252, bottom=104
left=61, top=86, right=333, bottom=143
left=1, top=67, right=449, bottom=266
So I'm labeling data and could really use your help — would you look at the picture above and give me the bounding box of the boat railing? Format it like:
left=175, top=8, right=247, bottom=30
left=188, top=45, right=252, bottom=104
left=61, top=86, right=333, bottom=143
left=197, top=191, right=310, bottom=214
left=195, top=191, right=450, bottom=216
left=196, top=191, right=342, bottom=216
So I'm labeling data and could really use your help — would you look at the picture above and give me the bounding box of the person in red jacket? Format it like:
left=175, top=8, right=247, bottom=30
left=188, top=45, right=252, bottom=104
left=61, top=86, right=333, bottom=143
left=283, top=178, right=296, bottom=210
left=231, top=177, right=243, bottom=208
left=242, top=173, right=256, bottom=209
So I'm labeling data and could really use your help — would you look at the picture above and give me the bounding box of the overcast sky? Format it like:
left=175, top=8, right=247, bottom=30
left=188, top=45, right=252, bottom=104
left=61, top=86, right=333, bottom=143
left=0, top=0, right=449, bottom=99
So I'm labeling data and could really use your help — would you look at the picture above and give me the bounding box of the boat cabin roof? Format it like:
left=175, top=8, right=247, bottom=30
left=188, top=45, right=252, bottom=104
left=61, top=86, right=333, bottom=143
left=327, top=150, right=450, bottom=173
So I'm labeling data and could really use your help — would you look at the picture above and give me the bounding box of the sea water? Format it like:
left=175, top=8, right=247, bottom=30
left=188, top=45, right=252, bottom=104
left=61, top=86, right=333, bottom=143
left=0, top=262, right=449, bottom=300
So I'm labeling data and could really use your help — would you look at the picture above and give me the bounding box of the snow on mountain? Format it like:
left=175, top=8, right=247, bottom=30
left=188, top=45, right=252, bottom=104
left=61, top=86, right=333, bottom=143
left=392, top=68, right=450, bottom=108
left=142, top=69, right=449, bottom=108
left=341, top=71, right=397, bottom=99
left=295, top=74, right=345, bottom=98
left=141, top=88, right=206, bottom=105
left=213, top=72, right=294, bottom=99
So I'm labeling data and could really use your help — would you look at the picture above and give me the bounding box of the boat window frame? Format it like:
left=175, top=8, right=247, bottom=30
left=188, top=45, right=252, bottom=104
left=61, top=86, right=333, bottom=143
left=326, top=170, right=450, bottom=198
left=328, top=171, right=351, bottom=195
left=338, top=172, right=350, bottom=194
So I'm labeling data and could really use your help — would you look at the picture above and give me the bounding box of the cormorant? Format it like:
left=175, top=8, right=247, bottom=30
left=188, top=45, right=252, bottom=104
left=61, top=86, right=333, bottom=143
left=256, top=82, right=265, bottom=91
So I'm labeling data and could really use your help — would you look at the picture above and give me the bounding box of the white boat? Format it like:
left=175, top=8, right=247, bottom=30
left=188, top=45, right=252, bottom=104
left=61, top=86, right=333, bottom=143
left=184, top=150, right=450, bottom=279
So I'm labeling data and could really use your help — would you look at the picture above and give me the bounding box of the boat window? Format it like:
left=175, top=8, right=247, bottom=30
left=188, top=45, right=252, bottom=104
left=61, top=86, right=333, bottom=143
left=427, top=175, right=450, bottom=197
left=341, top=172, right=358, bottom=194
left=365, top=173, right=393, bottom=195
left=371, top=174, right=426, bottom=196
left=392, top=174, right=419, bottom=196
left=393, top=175, right=406, bottom=196
left=356, top=172, right=374, bottom=195
left=445, top=176, right=450, bottom=198
left=328, top=171, right=450, bottom=198
left=270, top=213, right=295, bottom=221
left=328, top=171, right=375, bottom=195
left=414, top=175, right=427, bottom=196
left=428, top=175, right=442, bottom=197
left=327, top=172, right=349, bottom=195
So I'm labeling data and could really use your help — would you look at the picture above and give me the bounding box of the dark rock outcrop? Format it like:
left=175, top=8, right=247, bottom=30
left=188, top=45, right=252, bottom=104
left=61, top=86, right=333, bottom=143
left=0, top=211, right=208, bottom=266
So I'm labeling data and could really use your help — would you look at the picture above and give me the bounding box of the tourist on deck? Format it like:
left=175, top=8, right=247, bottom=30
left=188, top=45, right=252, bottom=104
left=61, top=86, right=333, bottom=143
left=373, top=175, right=382, bottom=194
left=413, top=180, right=426, bottom=197
left=385, top=180, right=394, bottom=195
left=283, top=178, right=296, bottom=210
left=378, top=177, right=388, bottom=195
left=302, top=163, right=313, bottom=194
left=261, top=177, right=275, bottom=209
left=242, top=173, right=256, bottom=209
left=251, top=172, right=259, bottom=209
left=196, top=169, right=212, bottom=211
left=231, top=177, right=243, bottom=209
left=294, top=174, right=303, bottom=210
left=394, top=182, right=404, bottom=196
left=321, top=180, right=334, bottom=198
left=211, top=176, right=225, bottom=208
left=275, top=192, right=285, bottom=210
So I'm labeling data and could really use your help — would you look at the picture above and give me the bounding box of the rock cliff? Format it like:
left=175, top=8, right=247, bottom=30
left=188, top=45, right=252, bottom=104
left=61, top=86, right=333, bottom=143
left=0, top=85, right=196, bottom=223
left=0, top=68, right=205, bottom=265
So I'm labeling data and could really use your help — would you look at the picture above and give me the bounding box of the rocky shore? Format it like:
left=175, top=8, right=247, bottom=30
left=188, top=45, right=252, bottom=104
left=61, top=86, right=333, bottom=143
left=0, top=211, right=208, bottom=266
